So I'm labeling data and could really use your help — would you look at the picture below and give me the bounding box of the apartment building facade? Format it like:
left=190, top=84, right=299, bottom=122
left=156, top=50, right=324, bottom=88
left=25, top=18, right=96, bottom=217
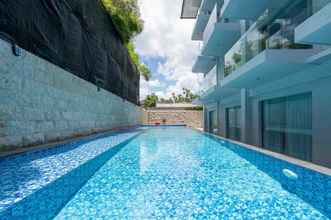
left=181, top=0, right=331, bottom=168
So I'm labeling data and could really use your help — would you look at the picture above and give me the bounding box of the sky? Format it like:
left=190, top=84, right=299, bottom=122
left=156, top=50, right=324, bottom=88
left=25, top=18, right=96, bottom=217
left=135, top=0, right=204, bottom=100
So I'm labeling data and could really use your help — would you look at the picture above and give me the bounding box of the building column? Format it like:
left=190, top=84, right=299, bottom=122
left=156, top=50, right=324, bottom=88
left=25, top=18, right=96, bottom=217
left=203, top=105, right=208, bottom=132
left=241, top=88, right=249, bottom=143
left=216, top=56, right=224, bottom=84
left=218, top=102, right=226, bottom=137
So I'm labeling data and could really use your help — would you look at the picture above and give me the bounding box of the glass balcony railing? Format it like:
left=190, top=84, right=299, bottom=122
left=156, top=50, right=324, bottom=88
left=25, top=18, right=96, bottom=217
left=311, top=0, right=331, bottom=12
left=200, top=66, right=217, bottom=96
left=201, top=4, right=218, bottom=50
left=224, top=0, right=331, bottom=77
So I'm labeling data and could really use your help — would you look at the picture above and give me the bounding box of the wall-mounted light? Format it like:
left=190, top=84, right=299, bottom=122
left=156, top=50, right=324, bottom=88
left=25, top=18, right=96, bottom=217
left=0, top=32, right=21, bottom=57
left=12, top=44, right=22, bottom=57
left=95, top=77, right=105, bottom=92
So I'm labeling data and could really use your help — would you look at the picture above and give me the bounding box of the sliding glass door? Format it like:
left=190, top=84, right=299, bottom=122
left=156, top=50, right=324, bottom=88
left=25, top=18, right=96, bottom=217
left=209, top=110, right=218, bottom=134
left=262, top=93, right=312, bottom=161
left=226, top=106, right=241, bottom=141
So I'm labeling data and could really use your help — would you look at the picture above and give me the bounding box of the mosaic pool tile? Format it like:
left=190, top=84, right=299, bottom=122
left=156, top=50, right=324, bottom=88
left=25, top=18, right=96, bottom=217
left=0, top=129, right=142, bottom=219
left=55, top=127, right=331, bottom=220
left=1, top=127, right=330, bottom=219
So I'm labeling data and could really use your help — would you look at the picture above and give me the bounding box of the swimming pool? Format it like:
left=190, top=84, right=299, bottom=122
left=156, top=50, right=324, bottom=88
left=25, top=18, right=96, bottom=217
left=1, top=127, right=330, bottom=219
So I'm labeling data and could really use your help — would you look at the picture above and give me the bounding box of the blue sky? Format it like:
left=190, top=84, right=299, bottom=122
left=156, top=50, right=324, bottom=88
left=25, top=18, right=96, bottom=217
left=135, top=0, right=204, bottom=100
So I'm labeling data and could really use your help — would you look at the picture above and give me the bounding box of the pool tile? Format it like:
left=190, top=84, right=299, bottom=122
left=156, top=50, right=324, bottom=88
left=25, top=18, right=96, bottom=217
left=0, top=129, right=142, bottom=218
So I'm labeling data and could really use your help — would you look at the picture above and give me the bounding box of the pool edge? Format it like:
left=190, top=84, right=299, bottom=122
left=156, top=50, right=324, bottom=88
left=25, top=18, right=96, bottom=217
left=0, top=125, right=141, bottom=159
left=190, top=127, right=331, bottom=177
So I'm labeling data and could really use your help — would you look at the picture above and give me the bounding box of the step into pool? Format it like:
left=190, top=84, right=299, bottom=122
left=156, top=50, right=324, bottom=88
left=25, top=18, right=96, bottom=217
left=1, top=127, right=330, bottom=219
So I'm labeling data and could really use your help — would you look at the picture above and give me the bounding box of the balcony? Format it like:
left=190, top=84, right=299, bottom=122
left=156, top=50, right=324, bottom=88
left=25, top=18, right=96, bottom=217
left=200, top=66, right=217, bottom=93
left=180, top=0, right=202, bottom=19
left=222, top=0, right=330, bottom=88
left=220, top=0, right=271, bottom=20
left=191, top=0, right=217, bottom=41
left=192, top=3, right=240, bottom=74
left=222, top=49, right=316, bottom=89
left=200, top=4, right=241, bottom=57
left=196, top=66, right=239, bottom=104
left=295, top=1, right=331, bottom=45
left=192, top=55, right=217, bottom=73
left=198, top=85, right=239, bottom=104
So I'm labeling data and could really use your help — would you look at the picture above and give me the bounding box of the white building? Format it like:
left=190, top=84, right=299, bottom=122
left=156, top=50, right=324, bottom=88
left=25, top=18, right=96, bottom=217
left=181, top=0, right=331, bottom=168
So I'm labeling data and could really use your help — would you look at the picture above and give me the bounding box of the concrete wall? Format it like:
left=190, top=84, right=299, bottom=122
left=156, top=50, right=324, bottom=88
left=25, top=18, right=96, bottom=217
left=0, top=40, right=142, bottom=152
left=142, top=109, right=203, bottom=129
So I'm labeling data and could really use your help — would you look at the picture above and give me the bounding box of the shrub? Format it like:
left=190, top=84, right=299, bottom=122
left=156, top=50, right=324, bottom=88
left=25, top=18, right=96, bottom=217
left=101, top=0, right=151, bottom=81
left=101, top=0, right=143, bottom=43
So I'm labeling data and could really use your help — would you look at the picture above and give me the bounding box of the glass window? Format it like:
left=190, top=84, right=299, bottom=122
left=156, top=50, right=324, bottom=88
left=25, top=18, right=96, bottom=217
left=262, top=93, right=312, bottom=161
left=226, top=106, right=241, bottom=141
left=209, top=110, right=218, bottom=134
left=201, top=66, right=217, bottom=93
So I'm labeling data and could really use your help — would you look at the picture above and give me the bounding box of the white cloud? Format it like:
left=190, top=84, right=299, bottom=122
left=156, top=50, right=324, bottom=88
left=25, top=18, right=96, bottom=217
left=148, top=79, right=162, bottom=88
left=140, top=78, right=165, bottom=100
left=136, top=0, right=204, bottom=100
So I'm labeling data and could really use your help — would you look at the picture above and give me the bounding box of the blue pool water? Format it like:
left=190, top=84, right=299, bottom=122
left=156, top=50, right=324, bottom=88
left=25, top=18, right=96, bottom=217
left=1, top=127, right=331, bottom=219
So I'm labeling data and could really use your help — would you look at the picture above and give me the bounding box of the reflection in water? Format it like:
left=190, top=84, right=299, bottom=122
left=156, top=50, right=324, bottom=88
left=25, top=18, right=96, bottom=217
left=56, top=127, right=331, bottom=219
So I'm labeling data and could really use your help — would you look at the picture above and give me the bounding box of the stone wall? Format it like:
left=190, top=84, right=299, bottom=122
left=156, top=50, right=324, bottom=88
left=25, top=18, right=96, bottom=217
left=0, top=40, right=142, bottom=152
left=0, top=0, right=140, bottom=104
left=143, top=109, right=203, bottom=129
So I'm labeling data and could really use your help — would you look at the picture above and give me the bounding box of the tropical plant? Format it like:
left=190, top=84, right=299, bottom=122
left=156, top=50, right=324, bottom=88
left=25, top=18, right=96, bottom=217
left=138, top=62, right=151, bottom=81
left=143, top=93, right=158, bottom=108
left=127, top=42, right=150, bottom=81
left=156, top=88, right=200, bottom=104
left=232, top=52, right=242, bottom=64
left=186, top=106, right=203, bottom=111
left=182, top=88, right=199, bottom=103
left=101, top=0, right=143, bottom=43
left=144, top=89, right=202, bottom=109
left=101, top=0, right=151, bottom=81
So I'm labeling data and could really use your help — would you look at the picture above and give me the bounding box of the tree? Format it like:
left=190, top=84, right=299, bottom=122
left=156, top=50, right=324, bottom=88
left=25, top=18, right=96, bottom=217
left=182, top=88, right=199, bottom=103
left=157, top=88, right=200, bottom=104
left=143, top=93, right=158, bottom=108
left=159, top=98, right=172, bottom=104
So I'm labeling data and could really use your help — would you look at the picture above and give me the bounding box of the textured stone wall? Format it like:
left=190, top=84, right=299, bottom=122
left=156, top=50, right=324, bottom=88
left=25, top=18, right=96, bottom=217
left=0, top=40, right=142, bottom=152
left=0, top=0, right=140, bottom=104
left=143, top=109, right=203, bottom=129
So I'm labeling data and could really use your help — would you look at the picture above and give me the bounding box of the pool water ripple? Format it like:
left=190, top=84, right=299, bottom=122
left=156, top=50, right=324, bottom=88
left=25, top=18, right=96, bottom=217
left=0, top=129, right=142, bottom=219
left=52, top=127, right=331, bottom=219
